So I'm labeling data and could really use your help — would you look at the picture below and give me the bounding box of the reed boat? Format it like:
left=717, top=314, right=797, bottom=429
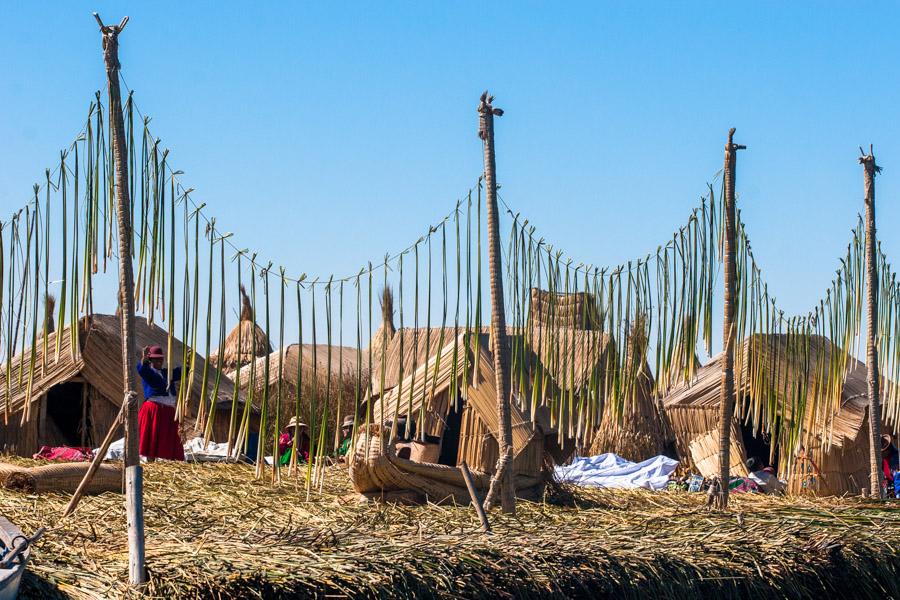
left=349, top=425, right=545, bottom=503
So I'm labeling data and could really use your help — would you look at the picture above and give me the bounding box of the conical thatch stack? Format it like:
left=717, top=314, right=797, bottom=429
left=210, top=285, right=272, bottom=372
left=369, top=287, right=396, bottom=367
left=528, top=288, right=602, bottom=330
left=590, top=314, right=671, bottom=461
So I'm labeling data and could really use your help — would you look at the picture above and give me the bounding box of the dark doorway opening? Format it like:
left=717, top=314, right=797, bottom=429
left=46, top=382, right=89, bottom=447
left=740, top=415, right=780, bottom=475
left=437, top=395, right=464, bottom=466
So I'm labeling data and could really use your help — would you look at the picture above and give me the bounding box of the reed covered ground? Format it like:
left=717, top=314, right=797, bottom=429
left=1, top=459, right=898, bottom=599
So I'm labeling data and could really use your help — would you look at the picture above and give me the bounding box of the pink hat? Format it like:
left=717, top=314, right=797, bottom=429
left=146, top=345, right=165, bottom=359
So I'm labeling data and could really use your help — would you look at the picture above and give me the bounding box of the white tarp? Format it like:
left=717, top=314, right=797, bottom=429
left=554, top=453, right=679, bottom=490
left=183, top=436, right=242, bottom=462
left=96, top=437, right=243, bottom=462
left=95, top=437, right=126, bottom=461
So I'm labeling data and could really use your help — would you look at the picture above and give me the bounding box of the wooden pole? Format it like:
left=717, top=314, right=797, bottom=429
left=860, top=145, right=884, bottom=499
left=716, top=128, right=744, bottom=510
left=460, top=461, right=491, bottom=533
left=478, top=91, right=515, bottom=514
left=93, top=13, right=146, bottom=584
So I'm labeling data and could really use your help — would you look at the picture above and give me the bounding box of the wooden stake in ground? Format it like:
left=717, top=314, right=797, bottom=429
left=716, top=128, right=744, bottom=510
left=93, top=12, right=146, bottom=584
left=860, top=145, right=884, bottom=498
left=478, top=91, right=515, bottom=515
left=460, top=461, right=491, bottom=533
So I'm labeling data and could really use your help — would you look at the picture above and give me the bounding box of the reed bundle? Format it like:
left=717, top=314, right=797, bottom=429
left=0, top=460, right=896, bottom=599
left=3, top=462, right=121, bottom=494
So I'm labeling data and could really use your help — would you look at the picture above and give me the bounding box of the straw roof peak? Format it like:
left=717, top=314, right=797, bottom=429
left=239, top=284, right=253, bottom=322
left=380, top=286, right=396, bottom=338
left=45, top=294, right=56, bottom=334
left=210, top=286, right=272, bottom=371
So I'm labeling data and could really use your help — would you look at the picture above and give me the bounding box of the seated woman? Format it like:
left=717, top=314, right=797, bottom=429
left=136, top=345, right=185, bottom=461
left=278, top=417, right=310, bottom=466
left=746, top=457, right=785, bottom=495
left=882, top=434, right=899, bottom=498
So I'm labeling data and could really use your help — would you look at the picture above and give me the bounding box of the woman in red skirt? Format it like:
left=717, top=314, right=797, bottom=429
left=136, top=345, right=185, bottom=461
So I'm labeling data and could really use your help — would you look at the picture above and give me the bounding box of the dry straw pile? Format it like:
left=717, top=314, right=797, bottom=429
left=1, top=459, right=898, bottom=599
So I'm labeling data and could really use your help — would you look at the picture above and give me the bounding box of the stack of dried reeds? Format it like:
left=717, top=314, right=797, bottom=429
left=1, top=459, right=897, bottom=599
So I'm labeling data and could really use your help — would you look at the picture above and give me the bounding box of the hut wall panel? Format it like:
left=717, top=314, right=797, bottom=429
left=513, top=435, right=544, bottom=475
left=788, top=426, right=870, bottom=496
left=89, top=388, right=121, bottom=446
left=0, top=410, right=40, bottom=457
left=457, top=404, right=496, bottom=473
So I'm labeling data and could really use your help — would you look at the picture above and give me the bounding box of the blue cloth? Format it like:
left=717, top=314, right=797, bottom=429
left=554, top=453, right=679, bottom=490
left=136, top=362, right=181, bottom=399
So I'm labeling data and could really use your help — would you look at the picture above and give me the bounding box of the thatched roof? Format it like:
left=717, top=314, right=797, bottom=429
left=0, top=314, right=241, bottom=421
left=369, top=326, right=463, bottom=392
left=370, top=332, right=536, bottom=454
left=662, top=334, right=868, bottom=448
left=529, top=326, right=613, bottom=395
left=210, top=285, right=272, bottom=371
left=369, top=287, right=396, bottom=366
left=230, top=343, right=362, bottom=393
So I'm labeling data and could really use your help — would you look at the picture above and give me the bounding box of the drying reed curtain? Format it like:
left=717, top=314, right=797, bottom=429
left=0, top=89, right=896, bottom=490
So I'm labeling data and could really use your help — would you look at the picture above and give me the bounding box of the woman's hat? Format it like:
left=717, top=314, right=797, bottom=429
left=287, top=417, right=307, bottom=430
left=341, top=416, right=354, bottom=429
left=146, top=345, right=165, bottom=359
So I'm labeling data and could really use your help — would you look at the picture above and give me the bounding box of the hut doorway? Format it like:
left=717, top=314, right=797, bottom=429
left=740, top=419, right=780, bottom=472
left=437, top=396, right=464, bottom=467
left=45, top=381, right=90, bottom=447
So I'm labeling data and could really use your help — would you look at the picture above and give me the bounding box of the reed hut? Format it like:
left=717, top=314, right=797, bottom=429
left=352, top=331, right=548, bottom=502
left=0, top=314, right=253, bottom=456
left=209, top=285, right=272, bottom=372
left=662, top=334, right=874, bottom=496
left=231, top=343, right=361, bottom=443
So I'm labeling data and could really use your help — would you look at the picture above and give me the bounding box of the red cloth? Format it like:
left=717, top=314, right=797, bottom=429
left=278, top=433, right=292, bottom=455
left=33, top=446, right=93, bottom=461
left=138, top=400, right=185, bottom=461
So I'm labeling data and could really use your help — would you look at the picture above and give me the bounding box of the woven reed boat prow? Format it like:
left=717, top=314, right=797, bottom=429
left=349, top=425, right=544, bottom=504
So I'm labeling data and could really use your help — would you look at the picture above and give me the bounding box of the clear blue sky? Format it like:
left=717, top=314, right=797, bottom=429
left=1, top=2, right=899, bottom=323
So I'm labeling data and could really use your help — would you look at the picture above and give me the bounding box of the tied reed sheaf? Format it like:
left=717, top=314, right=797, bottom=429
left=0, top=87, right=898, bottom=495
left=1, top=461, right=898, bottom=599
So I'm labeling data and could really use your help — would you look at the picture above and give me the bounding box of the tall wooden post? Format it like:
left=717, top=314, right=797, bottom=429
left=860, top=145, right=884, bottom=498
left=716, top=128, right=744, bottom=510
left=478, top=91, right=515, bottom=514
left=94, top=13, right=146, bottom=584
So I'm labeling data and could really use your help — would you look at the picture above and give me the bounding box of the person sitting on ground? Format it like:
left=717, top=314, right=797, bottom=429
left=746, top=457, right=785, bottom=495
left=136, top=345, right=185, bottom=462
left=337, top=415, right=355, bottom=459
left=278, top=417, right=310, bottom=466
left=882, top=434, right=899, bottom=498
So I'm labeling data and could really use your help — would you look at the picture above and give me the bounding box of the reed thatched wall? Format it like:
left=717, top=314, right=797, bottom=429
left=662, top=334, right=874, bottom=495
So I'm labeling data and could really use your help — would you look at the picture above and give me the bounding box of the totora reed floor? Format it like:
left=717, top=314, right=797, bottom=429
left=0, top=459, right=898, bottom=599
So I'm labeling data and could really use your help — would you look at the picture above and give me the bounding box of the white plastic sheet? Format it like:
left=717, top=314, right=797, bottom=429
left=554, top=453, right=679, bottom=490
